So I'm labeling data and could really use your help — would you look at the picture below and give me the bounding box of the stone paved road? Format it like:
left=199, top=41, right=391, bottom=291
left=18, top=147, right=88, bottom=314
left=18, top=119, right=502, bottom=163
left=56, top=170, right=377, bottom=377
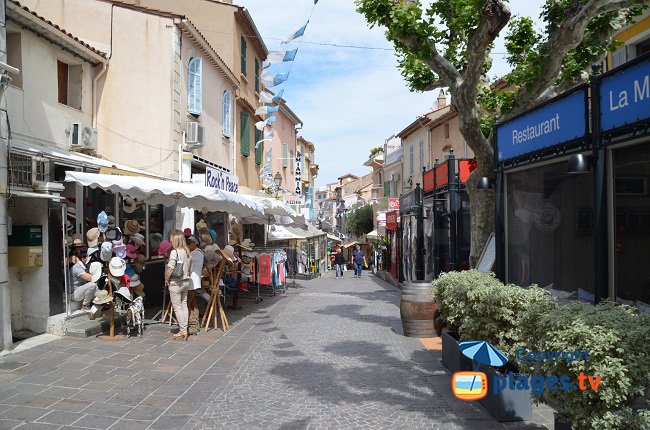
left=0, top=272, right=552, bottom=430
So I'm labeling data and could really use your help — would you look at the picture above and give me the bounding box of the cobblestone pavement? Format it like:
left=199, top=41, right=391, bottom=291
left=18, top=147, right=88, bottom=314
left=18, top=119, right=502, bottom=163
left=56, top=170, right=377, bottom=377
left=0, top=272, right=553, bottom=430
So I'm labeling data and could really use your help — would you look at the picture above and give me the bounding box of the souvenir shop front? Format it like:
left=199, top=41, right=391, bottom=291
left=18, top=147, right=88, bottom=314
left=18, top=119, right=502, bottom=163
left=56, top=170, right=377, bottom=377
left=400, top=186, right=423, bottom=282
left=268, top=224, right=327, bottom=279
left=494, top=53, right=650, bottom=309
left=385, top=210, right=400, bottom=281
left=422, top=155, right=474, bottom=279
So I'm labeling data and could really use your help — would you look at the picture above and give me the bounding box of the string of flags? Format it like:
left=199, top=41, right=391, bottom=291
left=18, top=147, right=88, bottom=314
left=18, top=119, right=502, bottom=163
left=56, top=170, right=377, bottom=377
left=258, top=1, right=320, bottom=193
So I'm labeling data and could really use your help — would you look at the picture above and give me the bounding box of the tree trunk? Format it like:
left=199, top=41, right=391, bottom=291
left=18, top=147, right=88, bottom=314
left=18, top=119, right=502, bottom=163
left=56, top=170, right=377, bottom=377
left=466, top=153, right=495, bottom=269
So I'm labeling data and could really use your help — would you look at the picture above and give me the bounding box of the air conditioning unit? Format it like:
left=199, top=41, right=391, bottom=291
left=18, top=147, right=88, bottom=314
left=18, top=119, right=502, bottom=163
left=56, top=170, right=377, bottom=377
left=186, top=122, right=204, bottom=146
left=392, top=173, right=401, bottom=182
left=69, top=123, right=98, bottom=151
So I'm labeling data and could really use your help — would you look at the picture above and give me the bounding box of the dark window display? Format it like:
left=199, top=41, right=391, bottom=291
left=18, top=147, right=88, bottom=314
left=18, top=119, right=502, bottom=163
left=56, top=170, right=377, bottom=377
left=506, top=161, right=594, bottom=301
left=613, top=144, right=650, bottom=307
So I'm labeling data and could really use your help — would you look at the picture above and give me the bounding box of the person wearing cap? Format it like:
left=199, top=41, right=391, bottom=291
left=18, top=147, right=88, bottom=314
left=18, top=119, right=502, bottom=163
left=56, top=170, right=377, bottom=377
left=164, top=234, right=191, bottom=341
left=186, top=235, right=203, bottom=335
left=69, top=248, right=99, bottom=311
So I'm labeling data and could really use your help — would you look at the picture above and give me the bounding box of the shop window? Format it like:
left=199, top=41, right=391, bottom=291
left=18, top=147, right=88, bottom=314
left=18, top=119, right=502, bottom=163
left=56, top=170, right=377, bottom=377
left=57, top=60, right=82, bottom=110
left=85, top=187, right=116, bottom=234
left=148, top=204, right=164, bottom=257
left=243, top=223, right=264, bottom=245
left=9, top=154, right=32, bottom=187
left=633, top=36, right=650, bottom=59
left=7, top=33, right=22, bottom=88
left=506, top=161, right=594, bottom=301
left=613, top=145, right=650, bottom=307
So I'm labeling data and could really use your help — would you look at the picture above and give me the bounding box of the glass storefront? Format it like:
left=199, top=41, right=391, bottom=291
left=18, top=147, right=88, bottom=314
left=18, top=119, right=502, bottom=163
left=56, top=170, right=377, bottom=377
left=506, top=161, right=595, bottom=301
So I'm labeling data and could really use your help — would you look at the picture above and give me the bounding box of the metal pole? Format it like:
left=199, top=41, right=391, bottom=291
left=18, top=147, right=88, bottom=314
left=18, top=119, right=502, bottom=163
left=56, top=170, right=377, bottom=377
left=591, top=66, right=607, bottom=304
left=62, top=204, right=70, bottom=316
left=448, top=150, right=459, bottom=271
left=415, top=183, right=425, bottom=280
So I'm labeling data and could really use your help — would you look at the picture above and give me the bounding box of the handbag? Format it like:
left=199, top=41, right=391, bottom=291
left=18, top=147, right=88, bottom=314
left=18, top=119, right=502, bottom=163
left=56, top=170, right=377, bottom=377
left=342, top=264, right=347, bottom=272
left=363, top=257, right=368, bottom=269
left=170, top=250, right=184, bottom=280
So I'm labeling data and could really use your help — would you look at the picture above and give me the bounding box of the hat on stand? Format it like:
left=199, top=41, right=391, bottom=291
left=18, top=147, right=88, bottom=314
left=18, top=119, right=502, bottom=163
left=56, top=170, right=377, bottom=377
left=130, top=233, right=145, bottom=247
left=93, top=290, right=113, bottom=305
left=199, top=233, right=213, bottom=246
left=108, top=215, right=116, bottom=227
left=124, top=220, right=142, bottom=236
left=203, top=244, right=222, bottom=268
left=183, top=228, right=192, bottom=238
left=157, top=240, right=173, bottom=256
left=86, top=228, right=100, bottom=248
left=221, top=245, right=236, bottom=263
left=105, top=227, right=122, bottom=241
left=123, top=196, right=138, bottom=214
left=71, top=239, right=85, bottom=249
left=109, top=257, right=126, bottom=277
left=113, top=239, right=127, bottom=259
left=240, top=239, right=254, bottom=250
left=100, top=242, right=113, bottom=262
left=89, top=261, right=103, bottom=283
left=115, top=286, right=133, bottom=302
left=126, top=244, right=138, bottom=259
left=208, top=229, right=217, bottom=243
left=97, top=211, right=109, bottom=233
left=196, top=219, right=208, bottom=232
left=131, top=274, right=145, bottom=297
left=149, top=233, right=162, bottom=250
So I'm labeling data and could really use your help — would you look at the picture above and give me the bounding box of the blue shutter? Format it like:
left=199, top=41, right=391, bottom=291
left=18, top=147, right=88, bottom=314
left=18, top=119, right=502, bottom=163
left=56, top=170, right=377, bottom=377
left=222, top=91, right=232, bottom=137
left=188, top=58, right=202, bottom=116
left=240, top=112, right=250, bottom=156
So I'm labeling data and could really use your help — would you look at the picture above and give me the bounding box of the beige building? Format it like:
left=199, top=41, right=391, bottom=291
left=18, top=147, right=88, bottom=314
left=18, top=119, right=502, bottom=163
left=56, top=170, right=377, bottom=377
left=266, top=102, right=301, bottom=197
left=297, top=137, right=318, bottom=221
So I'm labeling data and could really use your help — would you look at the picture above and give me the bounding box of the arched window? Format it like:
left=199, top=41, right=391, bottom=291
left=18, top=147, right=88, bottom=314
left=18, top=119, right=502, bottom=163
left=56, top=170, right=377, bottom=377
left=222, top=90, right=232, bottom=137
left=188, top=57, right=202, bottom=116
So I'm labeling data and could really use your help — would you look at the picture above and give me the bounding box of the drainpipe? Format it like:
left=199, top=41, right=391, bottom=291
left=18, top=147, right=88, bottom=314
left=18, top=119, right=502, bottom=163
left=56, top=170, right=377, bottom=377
left=0, top=0, right=11, bottom=351
left=92, top=63, right=108, bottom=129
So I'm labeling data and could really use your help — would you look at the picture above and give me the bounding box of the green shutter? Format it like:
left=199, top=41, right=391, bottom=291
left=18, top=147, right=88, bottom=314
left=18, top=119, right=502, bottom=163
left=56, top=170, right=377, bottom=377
left=282, top=143, right=289, bottom=168
left=255, top=129, right=263, bottom=165
left=384, top=181, right=390, bottom=197
left=240, top=36, right=247, bottom=76
left=254, top=58, right=260, bottom=92
left=240, top=112, right=250, bottom=156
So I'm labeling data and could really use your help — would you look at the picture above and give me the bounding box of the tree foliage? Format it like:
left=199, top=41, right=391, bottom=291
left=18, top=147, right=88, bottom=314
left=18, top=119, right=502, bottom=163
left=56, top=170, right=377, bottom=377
left=356, top=0, right=648, bottom=266
left=345, top=203, right=375, bottom=237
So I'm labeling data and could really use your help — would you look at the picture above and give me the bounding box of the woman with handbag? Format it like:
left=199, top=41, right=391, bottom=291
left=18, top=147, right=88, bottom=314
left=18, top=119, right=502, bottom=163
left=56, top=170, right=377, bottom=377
left=165, top=233, right=192, bottom=341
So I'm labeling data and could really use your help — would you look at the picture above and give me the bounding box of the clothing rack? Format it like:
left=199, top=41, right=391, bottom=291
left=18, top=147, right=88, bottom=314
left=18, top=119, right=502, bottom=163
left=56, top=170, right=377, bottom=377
left=242, top=247, right=288, bottom=302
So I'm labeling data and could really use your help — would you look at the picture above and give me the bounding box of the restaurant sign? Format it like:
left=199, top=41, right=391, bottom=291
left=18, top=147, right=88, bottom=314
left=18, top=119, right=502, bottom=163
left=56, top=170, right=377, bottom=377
left=205, top=166, right=239, bottom=193
left=600, top=56, right=650, bottom=132
left=386, top=211, right=398, bottom=231
left=388, top=198, right=400, bottom=210
left=496, top=88, right=587, bottom=162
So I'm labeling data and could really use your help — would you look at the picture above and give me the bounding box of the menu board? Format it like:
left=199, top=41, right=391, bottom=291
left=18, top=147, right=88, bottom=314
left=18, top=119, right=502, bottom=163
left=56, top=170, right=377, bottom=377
left=476, top=232, right=496, bottom=273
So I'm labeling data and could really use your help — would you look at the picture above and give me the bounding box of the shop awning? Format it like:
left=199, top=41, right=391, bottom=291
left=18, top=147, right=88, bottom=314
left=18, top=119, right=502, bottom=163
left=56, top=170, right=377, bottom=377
left=344, top=241, right=359, bottom=248
left=327, top=234, right=342, bottom=243
left=64, top=171, right=264, bottom=219
left=267, top=225, right=307, bottom=241
left=366, top=230, right=380, bottom=239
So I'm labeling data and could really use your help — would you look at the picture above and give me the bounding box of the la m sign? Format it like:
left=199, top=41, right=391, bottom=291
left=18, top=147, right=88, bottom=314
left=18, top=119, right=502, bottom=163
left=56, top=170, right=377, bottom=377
left=600, top=57, right=650, bottom=132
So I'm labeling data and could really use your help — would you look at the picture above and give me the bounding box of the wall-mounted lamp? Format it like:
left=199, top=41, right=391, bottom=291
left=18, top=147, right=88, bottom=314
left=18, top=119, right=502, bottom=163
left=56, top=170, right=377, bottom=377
left=567, top=154, right=591, bottom=174
left=273, top=172, right=283, bottom=187
left=476, top=176, right=491, bottom=190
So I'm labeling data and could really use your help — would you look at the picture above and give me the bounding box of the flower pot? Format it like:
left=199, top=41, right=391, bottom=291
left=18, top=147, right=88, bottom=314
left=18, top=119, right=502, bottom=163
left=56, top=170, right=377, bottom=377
left=441, top=331, right=472, bottom=373
left=477, top=363, right=532, bottom=422
left=554, top=413, right=572, bottom=430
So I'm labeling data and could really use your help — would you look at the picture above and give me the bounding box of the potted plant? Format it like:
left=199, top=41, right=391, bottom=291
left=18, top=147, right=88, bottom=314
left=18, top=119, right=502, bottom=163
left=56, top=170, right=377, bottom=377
left=517, top=300, right=650, bottom=430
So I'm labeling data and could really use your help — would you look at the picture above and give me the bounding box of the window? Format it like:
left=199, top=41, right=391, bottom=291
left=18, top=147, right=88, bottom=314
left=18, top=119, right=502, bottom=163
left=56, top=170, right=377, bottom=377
left=255, top=128, right=263, bottom=165
left=419, top=140, right=424, bottom=171
left=384, top=181, right=390, bottom=197
left=240, top=111, right=250, bottom=156
left=188, top=57, right=202, bottom=116
left=409, top=145, right=414, bottom=176
left=7, top=33, right=22, bottom=88
left=634, top=37, right=650, bottom=58
left=282, top=143, right=289, bottom=168
left=57, top=60, right=82, bottom=109
left=255, top=58, right=260, bottom=92
left=222, top=90, right=232, bottom=137
left=240, top=36, right=247, bottom=76
left=444, top=123, right=450, bottom=139
left=612, top=47, right=626, bottom=69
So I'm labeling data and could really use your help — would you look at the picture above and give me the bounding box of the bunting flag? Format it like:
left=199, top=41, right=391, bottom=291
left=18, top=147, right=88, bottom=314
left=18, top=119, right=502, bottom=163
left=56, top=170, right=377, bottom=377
left=264, top=128, right=274, bottom=138
left=266, top=49, right=298, bottom=66
left=281, top=21, right=308, bottom=44
left=267, top=115, right=277, bottom=125
left=261, top=70, right=290, bottom=88
left=272, top=89, right=284, bottom=103
left=254, top=105, right=280, bottom=116
left=258, top=90, right=275, bottom=104
left=255, top=120, right=268, bottom=131
left=255, top=138, right=272, bottom=149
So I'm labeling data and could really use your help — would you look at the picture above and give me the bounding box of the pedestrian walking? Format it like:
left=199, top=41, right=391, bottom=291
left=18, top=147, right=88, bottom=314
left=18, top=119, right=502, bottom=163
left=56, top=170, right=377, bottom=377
left=164, top=233, right=192, bottom=341
left=333, top=248, right=346, bottom=279
left=352, top=245, right=365, bottom=278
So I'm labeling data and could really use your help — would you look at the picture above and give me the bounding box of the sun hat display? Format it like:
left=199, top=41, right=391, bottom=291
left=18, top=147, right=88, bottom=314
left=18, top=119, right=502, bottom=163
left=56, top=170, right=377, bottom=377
left=187, top=235, right=199, bottom=245
left=203, top=248, right=221, bottom=268
left=222, top=245, right=236, bottom=263
left=125, top=263, right=136, bottom=278
left=239, top=239, right=254, bottom=250
left=109, top=257, right=126, bottom=277
left=129, top=233, right=145, bottom=247
left=123, top=196, right=137, bottom=214
left=241, top=255, right=252, bottom=264
left=119, top=274, right=131, bottom=288
left=113, top=240, right=127, bottom=259
left=97, top=211, right=109, bottom=233
left=108, top=215, right=116, bottom=227
left=183, top=228, right=192, bottom=238
left=89, top=261, right=103, bottom=283
left=126, top=244, right=138, bottom=259
left=115, top=286, right=133, bottom=302
left=105, top=227, right=122, bottom=241
left=209, top=229, right=217, bottom=243
left=130, top=273, right=141, bottom=287
left=71, top=239, right=85, bottom=248
left=124, top=219, right=142, bottom=236
left=93, top=290, right=113, bottom=305
left=86, top=228, right=100, bottom=248
left=228, top=239, right=237, bottom=246
left=149, top=233, right=162, bottom=249
left=157, top=240, right=173, bottom=256
left=196, top=219, right=208, bottom=232
left=86, top=247, right=99, bottom=259
left=200, top=233, right=212, bottom=246
left=100, top=241, right=113, bottom=262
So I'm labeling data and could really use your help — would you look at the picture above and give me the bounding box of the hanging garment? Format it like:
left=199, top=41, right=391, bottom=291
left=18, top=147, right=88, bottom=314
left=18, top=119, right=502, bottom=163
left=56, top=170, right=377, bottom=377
left=258, top=254, right=272, bottom=285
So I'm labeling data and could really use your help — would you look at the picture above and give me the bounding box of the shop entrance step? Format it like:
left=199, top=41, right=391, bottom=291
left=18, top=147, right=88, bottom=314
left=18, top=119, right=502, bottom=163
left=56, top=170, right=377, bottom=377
left=65, top=314, right=123, bottom=338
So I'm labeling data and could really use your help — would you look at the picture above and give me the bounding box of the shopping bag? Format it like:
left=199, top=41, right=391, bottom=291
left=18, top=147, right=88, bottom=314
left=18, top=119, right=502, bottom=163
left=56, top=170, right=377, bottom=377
left=342, top=264, right=347, bottom=272
left=363, top=257, right=368, bottom=269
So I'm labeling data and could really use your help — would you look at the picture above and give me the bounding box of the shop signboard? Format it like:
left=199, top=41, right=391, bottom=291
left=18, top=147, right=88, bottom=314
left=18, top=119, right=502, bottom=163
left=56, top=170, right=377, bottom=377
left=435, top=161, right=449, bottom=187
left=600, top=56, right=650, bottom=132
left=284, top=195, right=304, bottom=206
left=496, top=88, right=587, bottom=162
left=388, top=198, right=400, bottom=210
left=386, top=211, right=398, bottom=231
left=459, top=159, right=477, bottom=183
left=399, top=188, right=421, bottom=214
left=423, top=169, right=435, bottom=192
left=295, top=152, right=303, bottom=195
left=205, top=166, right=239, bottom=193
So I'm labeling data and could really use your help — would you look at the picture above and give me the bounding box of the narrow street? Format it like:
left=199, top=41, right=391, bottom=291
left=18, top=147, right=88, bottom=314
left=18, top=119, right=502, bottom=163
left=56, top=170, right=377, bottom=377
left=0, top=274, right=551, bottom=430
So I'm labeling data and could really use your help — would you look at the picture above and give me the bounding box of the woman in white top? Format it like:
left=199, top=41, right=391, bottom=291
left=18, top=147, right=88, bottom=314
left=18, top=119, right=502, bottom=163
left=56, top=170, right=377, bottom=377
left=165, top=233, right=191, bottom=341
left=186, top=235, right=204, bottom=335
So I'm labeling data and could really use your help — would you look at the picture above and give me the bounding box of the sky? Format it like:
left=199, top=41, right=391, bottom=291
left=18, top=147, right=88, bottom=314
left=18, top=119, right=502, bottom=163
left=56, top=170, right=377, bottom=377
left=239, top=0, right=545, bottom=187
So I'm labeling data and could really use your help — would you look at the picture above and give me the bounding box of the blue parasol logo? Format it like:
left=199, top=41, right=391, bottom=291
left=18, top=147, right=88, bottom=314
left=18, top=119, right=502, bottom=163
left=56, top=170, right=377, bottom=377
left=459, top=340, right=508, bottom=369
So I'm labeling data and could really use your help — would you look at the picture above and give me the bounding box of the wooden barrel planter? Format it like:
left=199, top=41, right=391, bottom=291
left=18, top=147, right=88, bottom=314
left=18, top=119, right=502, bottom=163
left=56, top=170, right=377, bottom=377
left=400, top=281, right=437, bottom=337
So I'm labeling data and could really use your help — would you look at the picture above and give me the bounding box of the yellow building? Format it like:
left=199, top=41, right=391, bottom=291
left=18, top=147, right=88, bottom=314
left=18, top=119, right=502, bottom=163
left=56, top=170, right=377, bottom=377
left=607, top=11, right=650, bottom=70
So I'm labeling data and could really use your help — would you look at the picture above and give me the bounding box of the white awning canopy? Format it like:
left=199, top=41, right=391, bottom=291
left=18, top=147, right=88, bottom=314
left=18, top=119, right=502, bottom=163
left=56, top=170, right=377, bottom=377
left=366, top=230, right=380, bottom=239
left=268, top=225, right=307, bottom=241
left=64, top=171, right=264, bottom=219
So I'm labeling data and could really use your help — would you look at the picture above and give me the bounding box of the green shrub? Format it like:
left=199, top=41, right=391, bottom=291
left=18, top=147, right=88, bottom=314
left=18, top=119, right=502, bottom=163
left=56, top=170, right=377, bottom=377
left=517, top=300, right=650, bottom=430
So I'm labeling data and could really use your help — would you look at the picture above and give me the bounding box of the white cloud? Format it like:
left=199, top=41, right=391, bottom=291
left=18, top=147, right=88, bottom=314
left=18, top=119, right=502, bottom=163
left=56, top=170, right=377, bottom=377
left=239, top=0, right=545, bottom=185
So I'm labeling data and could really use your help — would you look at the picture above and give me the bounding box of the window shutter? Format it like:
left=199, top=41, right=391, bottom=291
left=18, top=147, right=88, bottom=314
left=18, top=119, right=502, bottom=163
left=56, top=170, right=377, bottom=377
left=419, top=140, right=424, bottom=170
left=222, top=91, right=232, bottom=137
left=384, top=181, right=390, bottom=197
left=409, top=146, right=414, bottom=175
left=240, top=112, right=250, bottom=156
left=255, top=58, right=260, bottom=92
left=282, top=143, right=289, bottom=168
left=188, top=58, right=202, bottom=116
left=612, top=47, right=626, bottom=69
left=255, top=129, right=263, bottom=165
left=240, top=36, right=247, bottom=75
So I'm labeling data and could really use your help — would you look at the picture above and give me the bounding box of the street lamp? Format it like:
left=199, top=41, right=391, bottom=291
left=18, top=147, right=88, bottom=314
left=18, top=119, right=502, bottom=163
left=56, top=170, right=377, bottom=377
left=274, top=172, right=283, bottom=187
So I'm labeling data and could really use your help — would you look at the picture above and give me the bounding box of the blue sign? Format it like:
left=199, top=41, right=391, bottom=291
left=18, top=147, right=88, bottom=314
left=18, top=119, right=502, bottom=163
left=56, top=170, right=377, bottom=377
left=497, top=90, right=587, bottom=162
left=600, top=57, right=650, bottom=132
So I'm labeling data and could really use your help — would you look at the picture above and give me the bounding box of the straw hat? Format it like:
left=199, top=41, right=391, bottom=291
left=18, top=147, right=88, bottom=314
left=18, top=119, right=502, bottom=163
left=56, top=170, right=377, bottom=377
left=123, top=196, right=137, bottom=214
left=93, top=290, right=113, bottom=305
left=204, top=245, right=222, bottom=268
left=239, top=239, right=254, bottom=250
left=221, top=245, right=236, bottom=263
left=89, top=261, right=103, bottom=283
left=196, top=219, right=208, bottom=232
left=86, top=228, right=100, bottom=248
left=132, top=276, right=145, bottom=297
left=108, top=215, right=116, bottom=227
left=71, top=239, right=85, bottom=248
left=97, top=211, right=109, bottom=233
left=109, top=257, right=126, bottom=277
left=199, top=233, right=213, bottom=246
left=124, top=220, right=142, bottom=236
left=100, top=242, right=113, bottom=262
left=241, top=255, right=252, bottom=265
left=130, top=233, right=145, bottom=247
